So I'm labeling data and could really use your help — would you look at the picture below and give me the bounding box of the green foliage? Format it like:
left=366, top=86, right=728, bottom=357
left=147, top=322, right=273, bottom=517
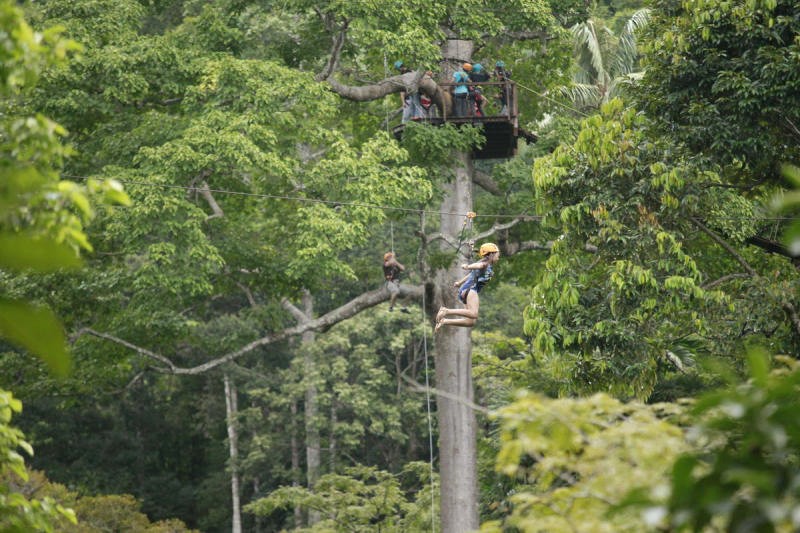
left=0, top=389, right=76, bottom=532
left=527, top=99, right=727, bottom=398
left=401, top=122, right=486, bottom=166
left=245, top=463, right=439, bottom=532
left=656, top=352, right=800, bottom=532
left=0, top=0, right=129, bottom=375
left=7, top=469, right=198, bottom=532
left=637, top=0, right=800, bottom=178
left=481, top=392, right=687, bottom=532
left=774, top=164, right=800, bottom=254
left=557, top=7, right=651, bottom=111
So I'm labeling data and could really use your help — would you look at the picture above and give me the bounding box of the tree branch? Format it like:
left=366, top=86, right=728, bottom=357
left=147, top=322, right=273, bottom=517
left=690, top=217, right=757, bottom=277
left=199, top=180, right=224, bottom=220
left=326, top=72, right=450, bottom=113
left=73, top=284, right=424, bottom=375
left=701, top=272, right=751, bottom=289
left=473, top=170, right=501, bottom=195
left=470, top=216, right=537, bottom=244
left=315, top=20, right=349, bottom=82
left=782, top=301, right=800, bottom=337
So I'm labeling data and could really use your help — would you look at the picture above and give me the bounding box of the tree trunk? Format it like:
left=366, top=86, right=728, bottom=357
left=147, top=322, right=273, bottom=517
left=300, top=291, right=322, bottom=526
left=434, top=131, right=480, bottom=533
left=290, top=400, right=302, bottom=526
left=224, top=374, right=243, bottom=533
left=329, top=400, right=337, bottom=471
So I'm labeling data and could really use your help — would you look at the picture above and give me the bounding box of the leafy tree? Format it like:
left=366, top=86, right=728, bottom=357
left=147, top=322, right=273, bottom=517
left=0, top=389, right=76, bottom=532
left=639, top=352, right=800, bottom=532
left=5, top=1, right=572, bottom=531
left=637, top=0, right=800, bottom=181
left=7, top=468, right=198, bottom=532
left=527, top=99, right=729, bottom=398
left=480, top=392, right=687, bottom=532
left=245, top=463, right=439, bottom=532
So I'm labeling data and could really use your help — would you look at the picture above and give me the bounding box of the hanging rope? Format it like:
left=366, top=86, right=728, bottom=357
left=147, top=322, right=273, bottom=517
left=421, top=287, right=437, bottom=533
left=454, top=211, right=477, bottom=259
left=390, top=220, right=395, bottom=254
left=383, top=53, right=391, bottom=133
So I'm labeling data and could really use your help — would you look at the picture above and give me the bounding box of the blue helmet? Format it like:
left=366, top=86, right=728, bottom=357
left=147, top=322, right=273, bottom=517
left=495, top=61, right=505, bottom=68
left=473, top=63, right=483, bottom=73
left=394, top=60, right=404, bottom=70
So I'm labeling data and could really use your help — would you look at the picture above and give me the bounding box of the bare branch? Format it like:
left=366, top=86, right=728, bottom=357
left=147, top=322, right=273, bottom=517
left=701, top=272, right=751, bottom=289
left=74, top=284, right=425, bottom=375
left=473, top=170, right=501, bottom=195
left=424, top=231, right=462, bottom=250
left=199, top=181, right=224, bottom=220
left=401, top=374, right=489, bottom=415
left=782, top=301, right=800, bottom=337
left=281, top=296, right=308, bottom=323
left=691, top=217, right=757, bottom=277
left=72, top=327, right=178, bottom=372
left=315, top=20, right=349, bottom=82
left=470, top=216, right=537, bottom=243
left=783, top=114, right=800, bottom=141
left=236, top=281, right=256, bottom=307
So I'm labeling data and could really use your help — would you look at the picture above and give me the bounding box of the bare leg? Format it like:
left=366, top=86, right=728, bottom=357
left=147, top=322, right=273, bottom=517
left=435, top=291, right=480, bottom=332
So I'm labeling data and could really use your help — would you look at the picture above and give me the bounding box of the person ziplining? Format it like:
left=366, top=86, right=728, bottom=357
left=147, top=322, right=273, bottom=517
left=434, top=242, right=500, bottom=332
left=383, top=251, right=409, bottom=313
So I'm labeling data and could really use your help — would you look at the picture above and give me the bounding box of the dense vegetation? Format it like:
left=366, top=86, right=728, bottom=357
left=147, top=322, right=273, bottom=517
left=2, top=0, right=800, bottom=531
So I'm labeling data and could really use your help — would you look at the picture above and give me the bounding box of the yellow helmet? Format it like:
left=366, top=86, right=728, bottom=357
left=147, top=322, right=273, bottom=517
left=384, top=252, right=394, bottom=261
left=462, top=62, right=473, bottom=71
left=479, top=243, right=499, bottom=257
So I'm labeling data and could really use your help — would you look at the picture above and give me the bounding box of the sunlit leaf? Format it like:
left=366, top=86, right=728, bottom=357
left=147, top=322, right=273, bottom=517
left=0, top=233, right=81, bottom=271
left=0, top=298, right=71, bottom=377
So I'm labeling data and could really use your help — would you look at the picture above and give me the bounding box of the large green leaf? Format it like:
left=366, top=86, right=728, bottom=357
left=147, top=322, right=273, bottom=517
left=0, top=233, right=82, bottom=271
left=0, top=298, right=70, bottom=377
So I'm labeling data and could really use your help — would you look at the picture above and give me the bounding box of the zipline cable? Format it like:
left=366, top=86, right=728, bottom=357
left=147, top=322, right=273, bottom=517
left=514, top=80, right=592, bottom=118
left=64, top=175, right=800, bottom=222
left=63, top=174, right=537, bottom=220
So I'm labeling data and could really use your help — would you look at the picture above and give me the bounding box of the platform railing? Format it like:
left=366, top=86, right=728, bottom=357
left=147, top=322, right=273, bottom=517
left=415, top=81, right=517, bottom=123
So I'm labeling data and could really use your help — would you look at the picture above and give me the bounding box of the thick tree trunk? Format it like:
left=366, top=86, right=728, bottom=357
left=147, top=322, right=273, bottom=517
left=224, top=374, right=243, bottom=533
left=435, top=144, right=479, bottom=531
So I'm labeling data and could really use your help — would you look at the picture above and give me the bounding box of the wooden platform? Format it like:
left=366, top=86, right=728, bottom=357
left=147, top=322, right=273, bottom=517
left=393, top=117, right=520, bottom=159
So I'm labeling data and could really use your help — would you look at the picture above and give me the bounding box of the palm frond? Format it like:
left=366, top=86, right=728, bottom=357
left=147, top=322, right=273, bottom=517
left=554, top=83, right=602, bottom=109
left=615, top=9, right=651, bottom=76
left=571, top=21, right=607, bottom=84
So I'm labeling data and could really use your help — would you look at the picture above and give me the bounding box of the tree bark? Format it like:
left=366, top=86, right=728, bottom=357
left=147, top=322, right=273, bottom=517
left=434, top=148, right=480, bottom=533
left=224, top=374, right=242, bottom=533
left=294, top=290, right=322, bottom=525
left=433, top=39, right=480, bottom=529
left=290, top=400, right=302, bottom=526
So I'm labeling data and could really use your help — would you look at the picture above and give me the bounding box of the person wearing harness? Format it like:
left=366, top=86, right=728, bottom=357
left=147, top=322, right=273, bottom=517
left=452, top=63, right=472, bottom=117
left=434, top=243, right=500, bottom=332
left=394, top=60, right=424, bottom=122
left=383, top=251, right=407, bottom=312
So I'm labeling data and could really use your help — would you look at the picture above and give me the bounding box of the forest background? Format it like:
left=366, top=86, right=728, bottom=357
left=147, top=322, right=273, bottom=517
left=2, top=0, right=800, bottom=531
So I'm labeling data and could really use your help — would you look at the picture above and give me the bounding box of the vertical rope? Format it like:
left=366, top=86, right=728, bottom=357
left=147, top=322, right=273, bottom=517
left=422, top=288, right=436, bottom=533
left=383, top=53, right=391, bottom=132
left=391, top=220, right=395, bottom=254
